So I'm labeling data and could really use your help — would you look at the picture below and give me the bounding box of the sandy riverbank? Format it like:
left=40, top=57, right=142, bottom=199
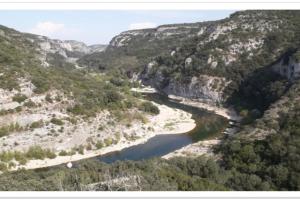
left=12, top=102, right=196, bottom=171
left=162, top=139, right=220, bottom=159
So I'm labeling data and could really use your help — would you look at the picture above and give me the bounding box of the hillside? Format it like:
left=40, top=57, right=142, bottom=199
left=0, top=10, right=300, bottom=191
left=0, top=24, right=197, bottom=170
left=80, top=11, right=299, bottom=109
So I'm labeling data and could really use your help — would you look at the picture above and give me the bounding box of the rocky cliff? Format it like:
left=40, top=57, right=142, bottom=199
left=0, top=25, right=106, bottom=68
left=94, top=11, right=300, bottom=104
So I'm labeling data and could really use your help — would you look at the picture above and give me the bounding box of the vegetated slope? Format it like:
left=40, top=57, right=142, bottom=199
left=0, top=82, right=299, bottom=191
left=0, top=24, right=164, bottom=169
left=0, top=10, right=300, bottom=191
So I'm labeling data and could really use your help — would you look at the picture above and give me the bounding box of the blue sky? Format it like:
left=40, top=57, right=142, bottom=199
left=0, top=10, right=235, bottom=45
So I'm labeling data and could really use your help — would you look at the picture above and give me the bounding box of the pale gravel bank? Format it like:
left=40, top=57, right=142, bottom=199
left=162, top=139, right=220, bottom=159
left=12, top=102, right=196, bottom=171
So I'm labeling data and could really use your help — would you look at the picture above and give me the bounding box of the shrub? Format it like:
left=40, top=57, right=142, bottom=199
left=0, top=123, right=23, bottom=137
left=26, top=146, right=46, bottom=160
left=32, top=77, right=50, bottom=94
left=18, top=157, right=27, bottom=165
left=24, top=100, right=36, bottom=108
left=15, top=106, right=22, bottom=112
left=30, top=120, right=44, bottom=129
left=50, top=118, right=64, bottom=126
left=8, top=162, right=16, bottom=169
left=0, top=151, right=14, bottom=162
left=0, top=126, right=9, bottom=137
left=86, top=143, right=92, bottom=151
left=67, top=104, right=85, bottom=115
left=14, top=151, right=24, bottom=161
left=59, top=150, right=68, bottom=156
left=25, top=146, right=56, bottom=160
left=45, top=94, right=53, bottom=103
left=68, top=150, right=76, bottom=156
left=12, top=94, right=27, bottom=103
left=0, top=162, right=7, bottom=171
left=138, top=101, right=160, bottom=115
left=95, top=141, right=104, bottom=149
left=104, top=138, right=113, bottom=146
left=77, top=145, right=84, bottom=155
left=45, top=149, right=56, bottom=159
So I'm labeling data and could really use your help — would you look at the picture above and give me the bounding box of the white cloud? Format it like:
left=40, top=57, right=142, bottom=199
left=28, top=21, right=84, bottom=43
left=129, top=22, right=157, bottom=30
left=29, top=21, right=65, bottom=36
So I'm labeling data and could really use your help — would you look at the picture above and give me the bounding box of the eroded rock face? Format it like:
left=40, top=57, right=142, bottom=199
left=163, top=76, right=229, bottom=104
left=142, top=71, right=229, bottom=104
left=25, top=35, right=107, bottom=67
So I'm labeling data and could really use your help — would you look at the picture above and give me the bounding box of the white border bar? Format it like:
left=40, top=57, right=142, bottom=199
left=0, top=1, right=299, bottom=10
left=0, top=191, right=300, bottom=198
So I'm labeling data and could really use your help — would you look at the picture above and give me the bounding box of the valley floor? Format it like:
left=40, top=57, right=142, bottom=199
left=12, top=102, right=196, bottom=171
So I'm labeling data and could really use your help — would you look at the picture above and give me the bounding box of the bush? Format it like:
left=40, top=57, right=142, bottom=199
left=32, top=77, right=50, bottom=94
left=86, top=143, right=92, bottom=151
left=45, top=94, right=53, bottom=103
left=77, top=145, right=84, bottom=155
left=67, top=104, right=85, bottom=115
left=15, top=106, right=22, bottom=112
left=0, top=126, right=9, bottom=137
left=8, top=162, right=16, bottom=169
left=104, top=138, right=113, bottom=146
left=0, top=151, right=14, bottom=162
left=25, top=146, right=56, bottom=160
left=59, top=150, right=68, bottom=156
left=24, top=100, right=36, bottom=108
left=0, top=162, right=7, bottom=172
left=0, top=123, right=23, bottom=137
left=30, top=120, right=44, bottom=129
left=12, top=94, right=27, bottom=103
left=138, top=101, right=160, bottom=115
left=95, top=141, right=104, bottom=149
left=45, top=149, right=56, bottom=159
left=50, top=118, right=64, bottom=126
left=26, top=146, right=46, bottom=160
left=18, top=157, right=27, bottom=165
left=14, top=151, right=24, bottom=161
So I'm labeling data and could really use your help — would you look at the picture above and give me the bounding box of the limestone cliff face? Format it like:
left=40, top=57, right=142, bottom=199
left=141, top=65, right=229, bottom=104
left=163, top=76, right=230, bottom=104
left=27, top=35, right=107, bottom=67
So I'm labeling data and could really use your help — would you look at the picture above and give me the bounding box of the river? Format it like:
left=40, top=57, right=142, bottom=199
left=95, top=93, right=228, bottom=163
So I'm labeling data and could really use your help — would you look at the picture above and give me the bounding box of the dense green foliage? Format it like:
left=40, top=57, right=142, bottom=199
left=0, top=157, right=229, bottom=191
left=217, top=100, right=300, bottom=190
left=138, top=101, right=160, bottom=115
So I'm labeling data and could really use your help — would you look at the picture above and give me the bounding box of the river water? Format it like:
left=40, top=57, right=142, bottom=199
left=96, top=93, right=228, bottom=163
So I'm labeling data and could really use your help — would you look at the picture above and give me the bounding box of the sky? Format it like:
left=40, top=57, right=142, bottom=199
left=0, top=10, right=235, bottom=45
